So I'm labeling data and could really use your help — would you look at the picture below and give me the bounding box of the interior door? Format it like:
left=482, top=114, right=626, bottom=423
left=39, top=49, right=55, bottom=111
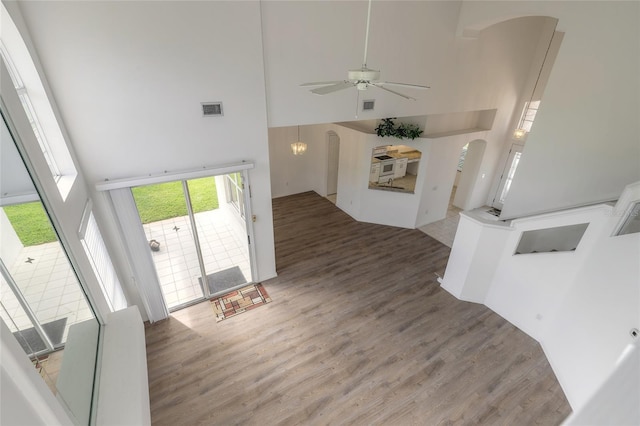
left=492, top=144, right=524, bottom=210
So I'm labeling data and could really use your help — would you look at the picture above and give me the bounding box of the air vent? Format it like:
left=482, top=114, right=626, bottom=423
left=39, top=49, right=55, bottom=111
left=362, top=99, right=375, bottom=111
left=202, top=102, right=223, bottom=117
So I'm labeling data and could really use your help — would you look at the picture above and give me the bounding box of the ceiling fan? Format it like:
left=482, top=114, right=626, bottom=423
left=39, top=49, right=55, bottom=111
left=300, top=0, right=430, bottom=101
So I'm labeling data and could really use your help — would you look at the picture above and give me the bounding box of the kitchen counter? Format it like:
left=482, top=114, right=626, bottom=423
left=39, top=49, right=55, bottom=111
left=372, top=150, right=422, bottom=162
left=389, top=150, right=422, bottom=161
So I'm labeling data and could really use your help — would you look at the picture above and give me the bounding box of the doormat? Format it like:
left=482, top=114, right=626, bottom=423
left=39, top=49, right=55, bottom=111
left=210, top=284, right=271, bottom=322
left=199, top=266, right=247, bottom=295
left=13, top=317, right=67, bottom=355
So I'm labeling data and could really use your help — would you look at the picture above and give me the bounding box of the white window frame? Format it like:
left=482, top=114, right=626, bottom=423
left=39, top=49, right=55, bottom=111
left=79, top=200, right=127, bottom=312
left=0, top=42, right=61, bottom=181
left=0, top=7, right=78, bottom=201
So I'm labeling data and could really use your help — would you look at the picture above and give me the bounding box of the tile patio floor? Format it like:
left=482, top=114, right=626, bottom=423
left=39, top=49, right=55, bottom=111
left=1, top=206, right=251, bottom=347
left=143, top=207, right=251, bottom=309
left=0, top=241, right=94, bottom=346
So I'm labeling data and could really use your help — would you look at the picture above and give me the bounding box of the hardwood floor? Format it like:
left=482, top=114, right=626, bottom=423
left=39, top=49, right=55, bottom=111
left=145, top=191, right=571, bottom=425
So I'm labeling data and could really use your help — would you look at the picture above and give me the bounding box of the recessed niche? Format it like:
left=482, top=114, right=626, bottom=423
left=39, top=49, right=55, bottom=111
left=424, top=109, right=497, bottom=138
left=368, top=145, right=421, bottom=194
left=514, top=223, right=589, bottom=255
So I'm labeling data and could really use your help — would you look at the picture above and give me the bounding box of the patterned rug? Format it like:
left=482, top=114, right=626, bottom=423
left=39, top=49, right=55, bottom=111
left=32, top=356, right=48, bottom=378
left=210, top=284, right=271, bottom=322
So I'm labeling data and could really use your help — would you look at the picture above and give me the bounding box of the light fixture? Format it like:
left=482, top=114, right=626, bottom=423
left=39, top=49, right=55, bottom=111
left=514, top=25, right=557, bottom=139
left=513, top=128, right=527, bottom=139
left=290, top=126, right=307, bottom=155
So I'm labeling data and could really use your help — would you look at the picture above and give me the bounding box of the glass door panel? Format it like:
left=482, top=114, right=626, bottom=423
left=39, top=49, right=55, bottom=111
left=132, top=181, right=204, bottom=309
left=132, top=172, right=255, bottom=311
left=0, top=273, right=53, bottom=355
left=190, top=175, right=251, bottom=297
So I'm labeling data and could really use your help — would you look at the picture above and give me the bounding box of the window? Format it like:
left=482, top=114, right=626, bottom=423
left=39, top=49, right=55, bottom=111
left=614, top=201, right=640, bottom=236
left=499, top=151, right=522, bottom=204
left=79, top=203, right=127, bottom=311
left=521, top=100, right=540, bottom=133
left=0, top=8, right=78, bottom=201
left=515, top=100, right=541, bottom=137
left=0, top=42, right=61, bottom=181
left=457, top=144, right=469, bottom=171
left=225, top=173, right=245, bottom=219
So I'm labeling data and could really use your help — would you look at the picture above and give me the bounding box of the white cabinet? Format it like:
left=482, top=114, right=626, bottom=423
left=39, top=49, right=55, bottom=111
left=394, top=158, right=408, bottom=179
left=369, top=163, right=380, bottom=182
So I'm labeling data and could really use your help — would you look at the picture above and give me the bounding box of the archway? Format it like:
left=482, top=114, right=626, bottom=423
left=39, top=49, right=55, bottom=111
left=453, top=139, right=487, bottom=210
left=326, top=131, right=340, bottom=201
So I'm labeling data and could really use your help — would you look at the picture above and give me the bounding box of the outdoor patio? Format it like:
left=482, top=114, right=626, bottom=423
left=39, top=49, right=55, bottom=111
left=142, top=207, right=251, bottom=309
left=1, top=205, right=250, bottom=349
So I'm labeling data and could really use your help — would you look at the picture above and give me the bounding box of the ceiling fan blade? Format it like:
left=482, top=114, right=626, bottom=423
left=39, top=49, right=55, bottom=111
left=371, top=84, right=416, bottom=100
left=310, top=81, right=354, bottom=95
left=382, top=81, right=431, bottom=90
left=300, top=81, right=345, bottom=87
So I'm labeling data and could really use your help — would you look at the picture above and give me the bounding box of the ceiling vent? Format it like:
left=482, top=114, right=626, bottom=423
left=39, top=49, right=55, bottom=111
left=202, top=102, right=223, bottom=117
left=362, top=99, right=375, bottom=111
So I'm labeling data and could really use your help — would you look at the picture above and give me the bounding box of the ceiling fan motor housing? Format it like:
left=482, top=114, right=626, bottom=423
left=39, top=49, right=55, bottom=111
left=348, top=68, right=380, bottom=83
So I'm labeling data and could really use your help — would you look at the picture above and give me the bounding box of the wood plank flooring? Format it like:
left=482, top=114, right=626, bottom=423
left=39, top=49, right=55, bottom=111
left=145, top=191, right=571, bottom=425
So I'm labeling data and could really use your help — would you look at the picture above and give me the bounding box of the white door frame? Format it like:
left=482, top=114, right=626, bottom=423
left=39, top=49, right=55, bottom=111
left=98, top=162, right=257, bottom=318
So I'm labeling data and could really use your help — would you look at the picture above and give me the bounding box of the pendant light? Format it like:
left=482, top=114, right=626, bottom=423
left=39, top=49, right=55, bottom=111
left=291, top=125, right=307, bottom=155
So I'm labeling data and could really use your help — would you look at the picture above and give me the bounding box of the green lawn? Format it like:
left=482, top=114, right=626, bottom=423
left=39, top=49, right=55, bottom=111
left=132, top=177, right=219, bottom=224
left=3, top=202, right=57, bottom=246
left=3, top=177, right=219, bottom=247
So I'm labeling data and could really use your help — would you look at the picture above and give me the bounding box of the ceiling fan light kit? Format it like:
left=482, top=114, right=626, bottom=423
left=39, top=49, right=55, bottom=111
left=301, top=0, right=429, bottom=102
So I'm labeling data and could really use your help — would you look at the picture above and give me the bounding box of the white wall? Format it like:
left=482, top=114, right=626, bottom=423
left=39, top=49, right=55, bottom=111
left=454, top=139, right=487, bottom=211
left=541, top=198, right=640, bottom=408
left=13, top=1, right=277, bottom=300
left=261, top=1, right=460, bottom=127
left=441, top=182, right=640, bottom=410
left=269, top=125, right=325, bottom=198
left=416, top=134, right=474, bottom=227
left=456, top=1, right=640, bottom=219
left=484, top=205, right=611, bottom=341
left=563, top=343, right=639, bottom=425
left=334, top=126, right=366, bottom=220
left=0, top=112, right=36, bottom=200
left=0, top=209, right=23, bottom=267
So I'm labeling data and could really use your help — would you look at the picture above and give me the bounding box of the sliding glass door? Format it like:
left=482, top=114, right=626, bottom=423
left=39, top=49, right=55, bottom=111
left=131, top=173, right=253, bottom=311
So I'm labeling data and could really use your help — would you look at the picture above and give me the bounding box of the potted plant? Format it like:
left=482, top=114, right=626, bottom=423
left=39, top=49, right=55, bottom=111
left=375, top=118, right=423, bottom=140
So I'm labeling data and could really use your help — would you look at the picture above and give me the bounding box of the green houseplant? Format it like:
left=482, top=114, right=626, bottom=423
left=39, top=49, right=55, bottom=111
left=375, top=118, right=423, bottom=140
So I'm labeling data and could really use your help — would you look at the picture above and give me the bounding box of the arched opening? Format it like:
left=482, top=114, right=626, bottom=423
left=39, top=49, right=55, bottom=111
left=326, top=131, right=340, bottom=204
left=453, top=139, right=487, bottom=210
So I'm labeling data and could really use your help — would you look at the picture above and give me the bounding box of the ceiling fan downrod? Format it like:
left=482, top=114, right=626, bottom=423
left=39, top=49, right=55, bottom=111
left=362, top=0, right=373, bottom=68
